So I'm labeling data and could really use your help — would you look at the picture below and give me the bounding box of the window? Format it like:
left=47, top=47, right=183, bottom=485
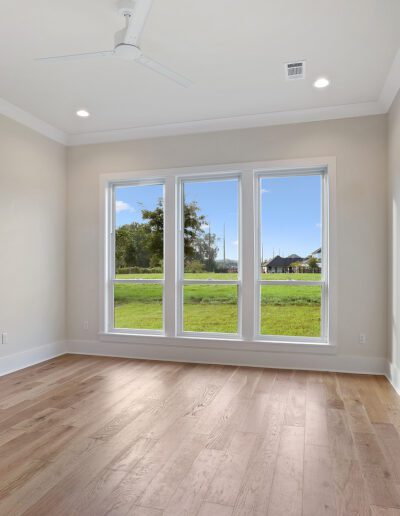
left=256, top=171, right=327, bottom=341
left=104, top=162, right=331, bottom=346
left=178, top=176, right=240, bottom=335
left=111, top=181, right=164, bottom=333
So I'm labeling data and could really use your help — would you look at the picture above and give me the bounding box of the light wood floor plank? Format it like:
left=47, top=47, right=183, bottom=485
left=370, top=506, right=400, bottom=515
left=205, top=431, right=258, bottom=506
left=303, top=443, right=337, bottom=515
left=198, top=501, right=233, bottom=515
left=0, top=355, right=398, bottom=515
left=267, top=425, right=304, bottom=516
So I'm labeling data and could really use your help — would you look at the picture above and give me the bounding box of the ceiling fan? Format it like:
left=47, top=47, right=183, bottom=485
left=37, top=0, right=192, bottom=87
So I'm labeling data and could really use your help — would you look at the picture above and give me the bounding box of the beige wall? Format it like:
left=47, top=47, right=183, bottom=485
left=0, top=115, right=66, bottom=365
left=67, top=115, right=388, bottom=364
left=388, top=90, right=400, bottom=383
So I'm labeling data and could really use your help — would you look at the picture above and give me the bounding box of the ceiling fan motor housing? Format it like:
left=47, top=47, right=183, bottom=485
left=117, top=0, right=137, bottom=17
left=114, top=44, right=142, bottom=60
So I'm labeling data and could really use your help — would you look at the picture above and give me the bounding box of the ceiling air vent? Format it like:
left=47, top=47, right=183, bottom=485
left=285, top=61, right=306, bottom=80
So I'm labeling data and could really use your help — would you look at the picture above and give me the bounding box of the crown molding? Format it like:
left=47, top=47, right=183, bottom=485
left=67, top=101, right=385, bottom=146
left=1, top=47, right=400, bottom=146
left=0, top=98, right=67, bottom=145
left=380, top=49, right=400, bottom=112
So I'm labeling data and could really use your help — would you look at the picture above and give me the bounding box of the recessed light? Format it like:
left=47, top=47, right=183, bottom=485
left=76, top=109, right=90, bottom=118
left=313, top=77, right=330, bottom=89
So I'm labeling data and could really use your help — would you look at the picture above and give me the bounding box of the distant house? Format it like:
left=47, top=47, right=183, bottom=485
left=262, top=249, right=322, bottom=273
left=263, top=254, right=304, bottom=273
left=300, top=247, right=322, bottom=270
left=310, top=247, right=321, bottom=259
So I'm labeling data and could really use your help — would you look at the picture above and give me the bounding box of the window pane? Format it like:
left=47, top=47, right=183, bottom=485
left=260, top=285, right=321, bottom=337
left=114, top=284, right=163, bottom=330
left=115, top=183, right=164, bottom=279
left=182, top=178, right=239, bottom=279
left=183, top=285, right=238, bottom=334
left=260, top=175, right=322, bottom=280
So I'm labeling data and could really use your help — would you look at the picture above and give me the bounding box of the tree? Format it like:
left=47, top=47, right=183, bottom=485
left=142, top=199, right=218, bottom=268
left=116, top=198, right=219, bottom=272
left=184, top=260, right=206, bottom=273
left=115, top=222, right=151, bottom=268
left=142, top=199, right=206, bottom=265
left=192, top=229, right=219, bottom=272
left=290, top=260, right=303, bottom=272
left=183, top=201, right=206, bottom=260
left=142, top=199, right=164, bottom=268
left=307, top=256, right=319, bottom=272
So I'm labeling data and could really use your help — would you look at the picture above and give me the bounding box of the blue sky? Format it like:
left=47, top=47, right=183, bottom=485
left=260, top=175, right=321, bottom=260
left=184, top=179, right=239, bottom=261
left=115, top=175, right=321, bottom=262
left=115, top=183, right=163, bottom=227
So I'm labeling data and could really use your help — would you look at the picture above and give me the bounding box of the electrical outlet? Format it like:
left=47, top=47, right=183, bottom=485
left=83, top=320, right=89, bottom=331
left=359, top=333, right=367, bottom=345
left=2, top=332, right=8, bottom=345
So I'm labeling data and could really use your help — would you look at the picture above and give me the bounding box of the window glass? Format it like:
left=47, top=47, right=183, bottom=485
left=260, top=175, right=322, bottom=280
left=183, top=179, right=239, bottom=279
left=114, top=284, right=163, bottom=331
left=183, top=285, right=238, bottom=334
left=115, top=183, right=164, bottom=279
left=260, top=285, right=321, bottom=337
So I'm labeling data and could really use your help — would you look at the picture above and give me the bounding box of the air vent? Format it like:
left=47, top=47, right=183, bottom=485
left=285, top=61, right=306, bottom=80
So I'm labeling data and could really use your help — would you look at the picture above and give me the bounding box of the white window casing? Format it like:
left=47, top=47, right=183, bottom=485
left=99, top=157, right=337, bottom=352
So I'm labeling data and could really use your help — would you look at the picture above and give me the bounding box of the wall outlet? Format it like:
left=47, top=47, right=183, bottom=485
left=359, top=333, right=367, bottom=345
left=2, top=332, right=8, bottom=345
left=83, top=320, right=89, bottom=331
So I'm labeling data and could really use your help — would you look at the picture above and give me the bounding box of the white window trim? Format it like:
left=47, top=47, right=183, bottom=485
left=99, top=157, right=337, bottom=353
left=176, top=173, right=242, bottom=339
left=106, top=178, right=166, bottom=336
left=254, top=167, right=328, bottom=344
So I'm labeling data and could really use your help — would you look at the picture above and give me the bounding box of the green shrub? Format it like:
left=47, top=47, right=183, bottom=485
left=116, top=266, right=162, bottom=274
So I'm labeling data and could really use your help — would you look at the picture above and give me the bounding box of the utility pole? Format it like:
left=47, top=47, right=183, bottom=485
left=223, top=224, right=226, bottom=267
left=208, top=224, right=212, bottom=272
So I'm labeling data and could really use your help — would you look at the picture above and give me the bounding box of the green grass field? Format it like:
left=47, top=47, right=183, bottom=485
left=114, top=273, right=321, bottom=336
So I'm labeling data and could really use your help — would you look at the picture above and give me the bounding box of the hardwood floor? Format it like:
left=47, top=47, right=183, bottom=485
left=0, top=355, right=400, bottom=515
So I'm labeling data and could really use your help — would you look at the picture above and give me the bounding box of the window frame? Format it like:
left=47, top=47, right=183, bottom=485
left=254, top=167, right=329, bottom=343
left=176, top=173, right=242, bottom=339
left=108, top=178, right=166, bottom=335
left=100, top=158, right=336, bottom=352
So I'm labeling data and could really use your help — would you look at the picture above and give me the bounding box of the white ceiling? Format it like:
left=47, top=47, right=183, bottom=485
left=1, top=0, right=400, bottom=144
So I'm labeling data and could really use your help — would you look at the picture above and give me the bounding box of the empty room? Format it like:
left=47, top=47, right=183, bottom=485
left=1, top=0, right=400, bottom=514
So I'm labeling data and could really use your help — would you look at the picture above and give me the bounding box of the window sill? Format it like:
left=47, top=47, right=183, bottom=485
left=99, top=332, right=336, bottom=355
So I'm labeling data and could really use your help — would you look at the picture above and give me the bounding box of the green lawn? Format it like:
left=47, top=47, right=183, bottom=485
left=116, top=273, right=322, bottom=281
left=114, top=272, right=321, bottom=336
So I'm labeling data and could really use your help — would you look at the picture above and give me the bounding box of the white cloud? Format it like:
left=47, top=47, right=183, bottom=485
left=116, top=200, right=134, bottom=213
left=261, top=188, right=270, bottom=194
left=232, top=240, right=238, bottom=246
left=315, top=222, right=322, bottom=228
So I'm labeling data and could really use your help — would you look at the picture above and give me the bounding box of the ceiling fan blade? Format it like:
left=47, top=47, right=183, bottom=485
left=37, top=50, right=115, bottom=62
left=123, top=0, right=153, bottom=46
left=136, top=55, right=192, bottom=87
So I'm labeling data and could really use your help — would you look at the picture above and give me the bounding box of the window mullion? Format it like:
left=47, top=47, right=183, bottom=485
left=164, top=175, right=176, bottom=337
left=241, top=171, right=255, bottom=340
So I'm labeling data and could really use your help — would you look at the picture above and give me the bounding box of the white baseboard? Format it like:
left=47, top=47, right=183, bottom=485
left=66, top=339, right=387, bottom=375
left=387, top=360, right=400, bottom=395
left=0, top=341, right=67, bottom=377
left=0, top=338, right=389, bottom=378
